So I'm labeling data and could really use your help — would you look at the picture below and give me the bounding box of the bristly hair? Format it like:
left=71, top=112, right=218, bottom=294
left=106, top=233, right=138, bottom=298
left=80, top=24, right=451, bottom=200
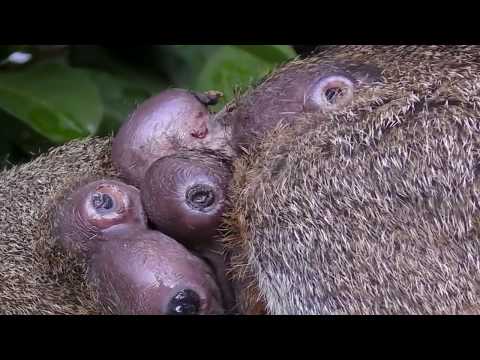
left=223, top=45, right=480, bottom=314
left=0, top=136, right=117, bottom=314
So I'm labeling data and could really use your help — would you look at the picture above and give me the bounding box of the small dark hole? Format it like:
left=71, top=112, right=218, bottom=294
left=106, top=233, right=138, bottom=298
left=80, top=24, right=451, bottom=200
left=92, top=193, right=114, bottom=211
left=186, top=184, right=215, bottom=211
left=324, top=86, right=345, bottom=104
left=193, top=191, right=209, bottom=204
left=167, top=289, right=201, bottom=315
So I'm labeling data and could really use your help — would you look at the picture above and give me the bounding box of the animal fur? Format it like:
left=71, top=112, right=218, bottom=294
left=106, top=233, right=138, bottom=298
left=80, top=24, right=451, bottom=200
left=2, top=45, right=480, bottom=314
left=0, top=137, right=117, bottom=314
left=224, top=45, right=480, bottom=314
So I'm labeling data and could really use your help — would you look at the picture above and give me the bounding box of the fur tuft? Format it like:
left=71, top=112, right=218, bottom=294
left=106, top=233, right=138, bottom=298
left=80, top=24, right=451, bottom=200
left=0, top=137, right=118, bottom=314
left=224, top=45, right=480, bottom=314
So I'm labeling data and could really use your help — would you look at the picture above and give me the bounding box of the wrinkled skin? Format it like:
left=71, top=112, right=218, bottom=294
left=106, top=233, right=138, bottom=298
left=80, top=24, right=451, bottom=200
left=140, top=150, right=237, bottom=313
left=112, top=89, right=231, bottom=187
left=89, top=226, right=225, bottom=315
left=141, top=150, right=232, bottom=247
left=74, top=63, right=385, bottom=315
left=6, top=45, right=480, bottom=315
left=56, top=179, right=228, bottom=315
left=216, top=60, right=382, bottom=151
left=55, top=179, right=147, bottom=255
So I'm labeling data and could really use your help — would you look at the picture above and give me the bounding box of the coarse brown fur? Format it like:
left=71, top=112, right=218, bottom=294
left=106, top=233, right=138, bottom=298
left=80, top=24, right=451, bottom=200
left=0, top=137, right=117, bottom=314
left=2, top=45, right=480, bottom=314
left=223, top=45, right=480, bottom=314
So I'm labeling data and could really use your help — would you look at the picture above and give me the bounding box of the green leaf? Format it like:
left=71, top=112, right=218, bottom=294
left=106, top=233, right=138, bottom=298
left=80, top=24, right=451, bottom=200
left=0, top=62, right=103, bottom=143
left=155, top=45, right=296, bottom=94
left=0, top=47, right=14, bottom=63
left=153, top=45, right=223, bottom=88
left=193, top=46, right=277, bottom=109
left=0, top=109, right=54, bottom=169
left=84, top=69, right=157, bottom=135
left=235, top=45, right=297, bottom=63
left=69, top=46, right=167, bottom=95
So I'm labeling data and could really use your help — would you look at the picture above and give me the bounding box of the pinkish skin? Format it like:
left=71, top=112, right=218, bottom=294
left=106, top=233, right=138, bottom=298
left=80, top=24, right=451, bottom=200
left=112, top=89, right=232, bottom=188
left=141, top=153, right=230, bottom=247
left=57, top=179, right=148, bottom=256
left=57, top=179, right=230, bottom=315
left=139, top=152, right=237, bottom=313
left=213, top=62, right=382, bottom=151
left=88, top=226, right=225, bottom=315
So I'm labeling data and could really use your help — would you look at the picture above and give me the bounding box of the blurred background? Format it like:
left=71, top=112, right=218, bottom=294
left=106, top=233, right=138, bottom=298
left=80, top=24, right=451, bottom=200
left=0, top=45, right=318, bottom=169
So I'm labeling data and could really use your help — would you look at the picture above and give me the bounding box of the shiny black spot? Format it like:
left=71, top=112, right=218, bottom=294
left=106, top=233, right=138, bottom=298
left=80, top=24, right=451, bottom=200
left=92, top=193, right=114, bottom=211
left=186, top=184, right=215, bottom=211
left=325, top=86, right=344, bottom=104
left=167, top=289, right=201, bottom=315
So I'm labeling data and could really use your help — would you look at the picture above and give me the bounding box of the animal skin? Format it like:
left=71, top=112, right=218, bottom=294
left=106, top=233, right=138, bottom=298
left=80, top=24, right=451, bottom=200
left=2, top=45, right=480, bottom=314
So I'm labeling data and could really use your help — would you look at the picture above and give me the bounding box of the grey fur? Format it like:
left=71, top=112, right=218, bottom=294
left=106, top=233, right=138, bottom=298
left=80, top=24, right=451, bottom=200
left=224, top=45, right=480, bottom=314
left=0, top=137, right=117, bottom=314
left=2, top=45, right=480, bottom=314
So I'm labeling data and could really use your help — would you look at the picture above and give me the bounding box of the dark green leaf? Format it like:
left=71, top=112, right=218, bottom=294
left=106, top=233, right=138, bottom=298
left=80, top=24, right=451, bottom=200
left=157, top=45, right=295, bottom=90
left=85, top=69, right=157, bottom=135
left=0, top=109, right=53, bottom=169
left=153, top=45, right=222, bottom=88
left=0, top=62, right=103, bottom=143
left=0, top=47, right=15, bottom=63
left=194, top=46, right=276, bottom=109
left=69, top=46, right=167, bottom=95
left=235, top=45, right=297, bottom=63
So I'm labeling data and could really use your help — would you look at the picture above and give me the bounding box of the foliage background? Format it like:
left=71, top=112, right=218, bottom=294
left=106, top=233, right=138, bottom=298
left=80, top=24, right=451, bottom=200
left=0, top=45, right=306, bottom=169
